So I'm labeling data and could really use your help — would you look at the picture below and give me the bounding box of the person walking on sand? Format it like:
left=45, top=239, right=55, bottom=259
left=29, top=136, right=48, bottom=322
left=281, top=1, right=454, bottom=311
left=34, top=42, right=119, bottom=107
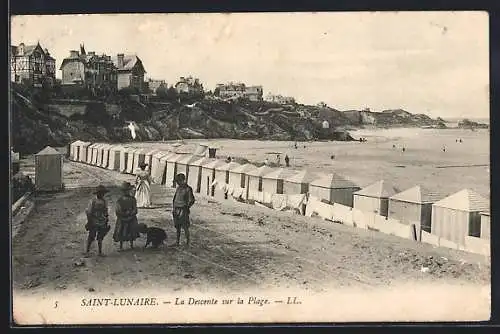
left=113, top=182, right=140, bottom=251
left=285, top=154, right=290, bottom=167
left=135, top=162, right=152, bottom=208
left=172, top=173, right=195, bottom=247
left=85, top=185, right=111, bottom=257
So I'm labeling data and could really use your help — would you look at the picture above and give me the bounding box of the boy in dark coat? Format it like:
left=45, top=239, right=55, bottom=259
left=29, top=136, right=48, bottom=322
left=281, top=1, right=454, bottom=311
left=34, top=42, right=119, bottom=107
left=85, top=185, right=111, bottom=256
left=172, top=173, right=195, bottom=246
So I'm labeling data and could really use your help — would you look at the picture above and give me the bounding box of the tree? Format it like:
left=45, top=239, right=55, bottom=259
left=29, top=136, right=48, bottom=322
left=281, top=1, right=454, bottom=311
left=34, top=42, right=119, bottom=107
left=166, top=87, right=179, bottom=100
left=156, top=84, right=169, bottom=99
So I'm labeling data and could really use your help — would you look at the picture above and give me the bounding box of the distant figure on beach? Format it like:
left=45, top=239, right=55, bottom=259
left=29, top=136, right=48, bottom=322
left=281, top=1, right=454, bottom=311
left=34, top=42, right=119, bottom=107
left=442, top=146, right=446, bottom=152
left=135, top=162, right=152, bottom=208
left=285, top=155, right=290, bottom=167
left=393, top=144, right=396, bottom=149
left=277, top=154, right=281, bottom=166
left=402, top=147, right=406, bottom=153
left=330, top=155, right=335, bottom=160
left=294, top=142, right=298, bottom=149
left=113, top=182, right=140, bottom=251
left=85, top=185, right=111, bottom=257
left=172, top=173, right=195, bottom=247
left=459, top=138, right=463, bottom=143
left=226, top=156, right=232, bottom=163
left=264, top=158, right=270, bottom=166
left=303, top=145, right=306, bottom=149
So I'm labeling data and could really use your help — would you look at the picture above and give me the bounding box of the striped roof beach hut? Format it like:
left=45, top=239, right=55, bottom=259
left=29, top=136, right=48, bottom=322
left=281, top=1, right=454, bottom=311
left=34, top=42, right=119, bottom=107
left=125, top=148, right=141, bottom=174
left=69, top=140, right=83, bottom=161
left=187, top=157, right=213, bottom=193
left=262, top=168, right=298, bottom=195
left=78, top=141, right=92, bottom=163
left=200, top=159, right=227, bottom=197
left=353, top=180, right=399, bottom=216
left=480, top=211, right=491, bottom=240
left=35, top=146, right=64, bottom=192
left=431, top=189, right=489, bottom=246
left=107, top=145, right=124, bottom=171
left=247, top=165, right=275, bottom=195
left=119, top=146, right=132, bottom=173
left=86, top=143, right=99, bottom=164
left=99, top=144, right=112, bottom=168
left=284, top=170, right=323, bottom=195
left=150, top=151, right=172, bottom=184
left=176, top=155, right=201, bottom=184
left=132, top=148, right=149, bottom=174
left=165, top=153, right=186, bottom=188
left=96, top=143, right=108, bottom=167
left=388, top=185, right=446, bottom=232
left=228, top=163, right=257, bottom=200
left=144, top=148, right=160, bottom=169
left=214, top=162, right=241, bottom=200
left=91, top=143, right=104, bottom=165
left=310, top=173, right=360, bottom=207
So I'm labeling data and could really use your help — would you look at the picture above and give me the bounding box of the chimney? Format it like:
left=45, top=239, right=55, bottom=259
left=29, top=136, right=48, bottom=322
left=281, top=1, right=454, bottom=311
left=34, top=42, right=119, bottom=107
left=117, top=53, right=124, bottom=68
left=70, top=50, right=79, bottom=58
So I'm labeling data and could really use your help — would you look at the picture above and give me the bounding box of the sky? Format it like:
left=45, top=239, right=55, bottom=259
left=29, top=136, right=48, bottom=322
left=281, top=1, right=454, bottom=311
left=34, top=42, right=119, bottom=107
left=11, top=12, right=489, bottom=119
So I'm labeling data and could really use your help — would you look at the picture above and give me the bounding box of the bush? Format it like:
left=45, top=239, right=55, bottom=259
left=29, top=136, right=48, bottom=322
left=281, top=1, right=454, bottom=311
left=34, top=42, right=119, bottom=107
left=12, top=173, right=34, bottom=203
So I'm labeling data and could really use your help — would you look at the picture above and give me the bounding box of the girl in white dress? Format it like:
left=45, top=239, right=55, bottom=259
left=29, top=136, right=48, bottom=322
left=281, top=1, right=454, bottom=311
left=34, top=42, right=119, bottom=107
left=135, top=162, right=152, bottom=208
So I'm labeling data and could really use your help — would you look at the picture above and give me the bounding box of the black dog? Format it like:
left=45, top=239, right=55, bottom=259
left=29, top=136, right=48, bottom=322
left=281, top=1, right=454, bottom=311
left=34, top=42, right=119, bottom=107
left=137, top=223, right=167, bottom=249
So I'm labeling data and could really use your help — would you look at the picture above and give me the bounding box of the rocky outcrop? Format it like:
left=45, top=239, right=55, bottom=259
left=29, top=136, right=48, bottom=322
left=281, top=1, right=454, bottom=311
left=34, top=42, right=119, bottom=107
left=10, top=85, right=444, bottom=154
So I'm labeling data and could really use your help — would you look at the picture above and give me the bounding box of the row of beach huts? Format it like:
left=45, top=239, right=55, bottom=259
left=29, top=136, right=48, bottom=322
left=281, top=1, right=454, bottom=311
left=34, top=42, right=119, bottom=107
left=66, top=140, right=490, bottom=256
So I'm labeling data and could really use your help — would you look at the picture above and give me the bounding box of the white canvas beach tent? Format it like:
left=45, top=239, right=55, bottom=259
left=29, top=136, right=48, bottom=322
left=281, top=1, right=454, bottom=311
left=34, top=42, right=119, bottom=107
left=98, top=143, right=112, bottom=168
left=107, top=145, right=125, bottom=171
left=118, top=146, right=132, bottom=173
left=187, top=157, right=213, bottom=193
left=96, top=143, right=108, bottom=167
left=77, top=141, right=92, bottom=163
left=213, top=161, right=241, bottom=201
left=86, top=143, right=99, bottom=164
left=165, top=153, right=187, bottom=188
left=150, top=151, right=173, bottom=184
left=228, top=163, right=258, bottom=200
left=91, top=143, right=105, bottom=166
left=144, top=148, right=160, bottom=168
left=132, top=148, right=149, bottom=174
left=69, top=140, right=84, bottom=161
left=35, top=146, right=64, bottom=192
left=310, top=173, right=361, bottom=207
left=176, top=155, right=203, bottom=185
left=247, top=165, right=275, bottom=194
left=125, top=147, right=141, bottom=174
left=261, top=168, right=299, bottom=195
left=200, top=159, right=227, bottom=197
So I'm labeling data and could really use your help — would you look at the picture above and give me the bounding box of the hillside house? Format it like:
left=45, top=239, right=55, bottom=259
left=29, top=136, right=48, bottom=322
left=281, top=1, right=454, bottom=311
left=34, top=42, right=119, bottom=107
left=113, top=53, right=146, bottom=91
left=11, top=42, right=56, bottom=87
left=265, top=93, right=296, bottom=105
left=215, top=82, right=263, bottom=101
left=175, top=76, right=204, bottom=95
left=60, top=44, right=117, bottom=94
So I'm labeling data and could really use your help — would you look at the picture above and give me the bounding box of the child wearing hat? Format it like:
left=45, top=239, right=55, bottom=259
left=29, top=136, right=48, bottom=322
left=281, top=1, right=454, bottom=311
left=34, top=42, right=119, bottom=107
left=85, top=185, right=111, bottom=256
left=172, top=173, right=195, bottom=246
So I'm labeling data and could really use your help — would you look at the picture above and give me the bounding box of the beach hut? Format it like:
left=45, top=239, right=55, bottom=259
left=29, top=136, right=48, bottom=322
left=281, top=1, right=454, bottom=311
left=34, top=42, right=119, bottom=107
left=188, top=157, right=213, bottom=193
left=200, top=160, right=227, bottom=197
left=34, top=146, right=64, bottom=192
left=310, top=173, right=361, bottom=207
left=86, top=143, right=99, bottom=164
left=388, top=185, right=445, bottom=232
left=144, top=149, right=160, bottom=169
left=107, top=145, right=123, bottom=171
left=176, top=155, right=202, bottom=184
left=69, top=140, right=82, bottom=161
left=98, top=144, right=110, bottom=168
left=165, top=154, right=186, bottom=188
left=247, top=165, right=275, bottom=196
left=92, top=143, right=105, bottom=166
left=262, top=168, right=298, bottom=195
left=284, top=170, right=322, bottom=195
left=125, top=148, right=140, bottom=174
left=480, top=211, right=491, bottom=240
left=150, top=151, right=171, bottom=184
left=193, top=143, right=209, bottom=157
left=228, top=163, right=257, bottom=200
left=213, top=162, right=241, bottom=200
left=118, top=146, right=131, bottom=173
left=96, top=143, right=107, bottom=167
left=431, top=189, right=489, bottom=246
left=77, top=141, right=92, bottom=163
left=131, top=148, right=148, bottom=174
left=353, top=180, right=399, bottom=216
